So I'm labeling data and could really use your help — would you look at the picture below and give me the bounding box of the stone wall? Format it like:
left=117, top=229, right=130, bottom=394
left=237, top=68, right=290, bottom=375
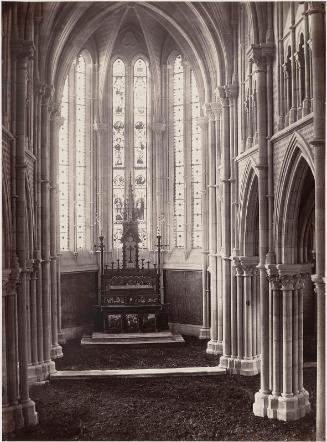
left=61, top=271, right=97, bottom=338
left=164, top=270, right=203, bottom=326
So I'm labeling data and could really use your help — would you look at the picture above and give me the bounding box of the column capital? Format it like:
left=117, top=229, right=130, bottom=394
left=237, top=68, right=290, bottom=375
left=2, top=262, right=21, bottom=296
left=152, top=122, right=166, bottom=134
left=49, top=101, right=61, bottom=119
left=41, top=84, right=55, bottom=104
left=11, top=40, right=35, bottom=60
left=307, top=2, right=325, bottom=15
left=202, top=103, right=215, bottom=120
left=266, top=265, right=282, bottom=290
left=247, top=44, right=274, bottom=71
left=240, top=256, right=259, bottom=275
left=210, top=102, right=222, bottom=119
left=232, top=256, right=243, bottom=276
left=225, top=84, right=239, bottom=99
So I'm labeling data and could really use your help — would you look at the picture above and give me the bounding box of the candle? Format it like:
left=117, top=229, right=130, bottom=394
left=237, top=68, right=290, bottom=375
left=157, top=226, right=160, bottom=237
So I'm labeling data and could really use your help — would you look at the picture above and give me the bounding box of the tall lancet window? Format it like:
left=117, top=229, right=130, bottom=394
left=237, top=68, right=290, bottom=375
left=111, top=57, right=148, bottom=249
left=173, top=55, right=185, bottom=248
left=75, top=54, right=87, bottom=249
left=58, top=52, right=91, bottom=252
left=170, top=54, right=203, bottom=250
left=133, top=59, right=147, bottom=246
left=112, top=59, right=126, bottom=248
left=59, top=77, right=69, bottom=251
left=191, top=72, right=202, bottom=248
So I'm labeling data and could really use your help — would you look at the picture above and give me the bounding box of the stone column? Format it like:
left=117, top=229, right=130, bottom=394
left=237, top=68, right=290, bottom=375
left=2, top=266, right=24, bottom=432
left=266, top=264, right=311, bottom=421
left=211, top=101, right=223, bottom=347
left=49, top=102, right=63, bottom=359
left=40, top=83, right=56, bottom=376
left=198, top=116, right=210, bottom=340
left=302, top=4, right=311, bottom=115
left=26, top=261, right=38, bottom=385
left=220, top=256, right=260, bottom=375
left=13, top=39, right=38, bottom=427
left=215, top=88, right=232, bottom=364
left=266, top=265, right=281, bottom=418
left=308, top=3, right=325, bottom=440
left=152, top=121, right=166, bottom=303
left=248, top=44, right=273, bottom=417
left=205, top=104, right=220, bottom=354
left=56, top=254, right=65, bottom=345
left=29, top=261, right=42, bottom=381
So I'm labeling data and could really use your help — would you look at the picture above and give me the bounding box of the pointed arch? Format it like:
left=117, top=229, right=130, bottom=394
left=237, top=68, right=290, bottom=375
left=274, top=133, right=315, bottom=263
left=239, top=161, right=259, bottom=256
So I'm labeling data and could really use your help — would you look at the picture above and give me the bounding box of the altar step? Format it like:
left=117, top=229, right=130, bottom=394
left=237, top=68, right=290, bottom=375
left=80, top=331, right=185, bottom=347
left=50, top=366, right=225, bottom=381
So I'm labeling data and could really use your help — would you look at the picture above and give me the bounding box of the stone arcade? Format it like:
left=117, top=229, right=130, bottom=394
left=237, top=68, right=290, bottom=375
left=2, top=2, right=325, bottom=440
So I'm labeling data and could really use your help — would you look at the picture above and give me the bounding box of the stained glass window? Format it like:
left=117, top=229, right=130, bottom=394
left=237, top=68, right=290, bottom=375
left=59, top=76, right=69, bottom=251
left=112, top=59, right=126, bottom=248
left=58, top=52, right=89, bottom=252
left=75, top=54, right=87, bottom=249
left=173, top=55, right=185, bottom=248
left=191, top=72, right=202, bottom=248
left=133, top=59, right=147, bottom=247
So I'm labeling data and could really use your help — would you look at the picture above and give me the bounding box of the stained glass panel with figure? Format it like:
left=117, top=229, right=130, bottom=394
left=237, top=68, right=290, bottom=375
left=112, top=59, right=126, bottom=248
left=134, top=59, right=147, bottom=247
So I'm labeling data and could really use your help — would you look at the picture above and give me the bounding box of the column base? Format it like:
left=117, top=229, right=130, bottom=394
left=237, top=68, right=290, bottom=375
left=58, top=331, right=66, bottom=345
left=21, top=399, right=38, bottom=427
left=27, top=364, right=38, bottom=384
left=266, top=390, right=311, bottom=421
left=219, top=356, right=261, bottom=376
left=253, top=390, right=270, bottom=417
left=50, top=344, right=63, bottom=359
left=2, top=404, right=23, bottom=434
left=40, top=360, right=56, bottom=379
left=206, top=340, right=223, bottom=355
left=199, top=327, right=210, bottom=340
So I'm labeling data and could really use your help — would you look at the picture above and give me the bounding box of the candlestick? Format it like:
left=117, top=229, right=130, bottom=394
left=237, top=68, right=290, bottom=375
left=111, top=261, right=115, bottom=270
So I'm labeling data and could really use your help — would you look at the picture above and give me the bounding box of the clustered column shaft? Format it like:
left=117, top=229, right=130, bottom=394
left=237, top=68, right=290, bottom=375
left=266, top=264, right=311, bottom=421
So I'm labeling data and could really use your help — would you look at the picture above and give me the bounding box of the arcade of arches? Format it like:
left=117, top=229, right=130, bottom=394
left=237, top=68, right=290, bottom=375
left=2, top=2, right=326, bottom=440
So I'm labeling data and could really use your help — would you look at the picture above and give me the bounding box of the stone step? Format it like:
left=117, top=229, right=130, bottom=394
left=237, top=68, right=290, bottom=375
left=80, top=331, right=185, bottom=347
left=50, top=366, right=226, bottom=381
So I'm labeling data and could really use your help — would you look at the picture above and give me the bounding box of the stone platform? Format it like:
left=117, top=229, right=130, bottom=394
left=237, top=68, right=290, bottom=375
left=50, top=366, right=225, bottom=381
left=80, top=331, right=185, bottom=347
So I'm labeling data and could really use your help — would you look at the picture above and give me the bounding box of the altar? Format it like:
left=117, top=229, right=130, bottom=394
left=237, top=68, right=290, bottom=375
left=91, top=180, right=169, bottom=335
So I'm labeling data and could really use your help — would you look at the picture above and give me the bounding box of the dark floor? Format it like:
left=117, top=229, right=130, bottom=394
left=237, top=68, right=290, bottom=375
left=6, top=338, right=316, bottom=441
left=55, top=335, right=221, bottom=370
